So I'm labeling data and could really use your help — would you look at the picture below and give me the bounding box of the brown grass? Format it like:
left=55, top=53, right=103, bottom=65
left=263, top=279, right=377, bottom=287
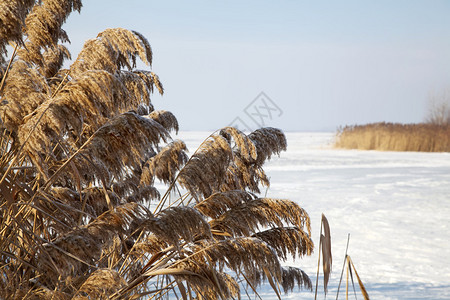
left=335, top=122, right=450, bottom=152
left=0, top=1, right=314, bottom=299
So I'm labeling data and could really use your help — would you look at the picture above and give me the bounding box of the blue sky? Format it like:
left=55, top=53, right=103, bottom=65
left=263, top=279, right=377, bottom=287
left=64, top=1, right=450, bottom=131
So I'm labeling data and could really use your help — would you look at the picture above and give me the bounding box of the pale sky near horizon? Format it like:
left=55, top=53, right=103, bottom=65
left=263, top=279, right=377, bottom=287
left=63, top=0, right=450, bottom=132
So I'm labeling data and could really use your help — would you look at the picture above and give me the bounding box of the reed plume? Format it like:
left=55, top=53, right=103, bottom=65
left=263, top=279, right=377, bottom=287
left=144, top=206, right=212, bottom=247
left=70, top=28, right=152, bottom=77
left=253, top=227, right=313, bottom=261
left=178, top=134, right=232, bottom=199
left=221, top=127, right=287, bottom=193
left=0, top=2, right=314, bottom=298
left=0, top=0, right=34, bottom=63
left=191, top=237, right=282, bottom=281
left=194, top=190, right=256, bottom=219
left=0, top=59, right=49, bottom=133
left=247, top=127, right=287, bottom=166
left=281, top=266, right=313, bottom=293
left=209, top=198, right=311, bottom=237
left=141, top=140, right=188, bottom=185
left=73, top=269, right=126, bottom=299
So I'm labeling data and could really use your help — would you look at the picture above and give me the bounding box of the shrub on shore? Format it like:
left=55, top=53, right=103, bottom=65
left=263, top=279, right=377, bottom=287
left=335, top=122, right=450, bottom=152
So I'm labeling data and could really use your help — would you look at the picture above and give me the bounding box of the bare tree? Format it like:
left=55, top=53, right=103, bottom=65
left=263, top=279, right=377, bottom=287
left=425, top=88, right=450, bottom=125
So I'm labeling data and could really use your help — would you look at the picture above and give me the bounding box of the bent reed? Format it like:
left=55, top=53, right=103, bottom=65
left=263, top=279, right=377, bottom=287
left=0, top=1, right=313, bottom=299
left=335, top=122, right=450, bottom=152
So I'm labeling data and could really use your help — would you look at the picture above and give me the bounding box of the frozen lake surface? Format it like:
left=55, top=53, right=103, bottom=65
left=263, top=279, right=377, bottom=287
left=175, top=131, right=450, bottom=299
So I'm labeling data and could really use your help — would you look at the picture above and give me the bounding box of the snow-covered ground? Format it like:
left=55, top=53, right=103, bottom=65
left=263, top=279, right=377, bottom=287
left=175, top=131, right=450, bottom=299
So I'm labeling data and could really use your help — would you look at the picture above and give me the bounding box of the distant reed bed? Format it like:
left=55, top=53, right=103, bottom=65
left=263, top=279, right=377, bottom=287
left=335, top=122, right=450, bottom=152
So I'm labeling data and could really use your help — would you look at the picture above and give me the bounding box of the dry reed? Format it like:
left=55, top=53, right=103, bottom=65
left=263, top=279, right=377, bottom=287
left=335, top=122, right=450, bottom=152
left=0, top=1, right=314, bottom=299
